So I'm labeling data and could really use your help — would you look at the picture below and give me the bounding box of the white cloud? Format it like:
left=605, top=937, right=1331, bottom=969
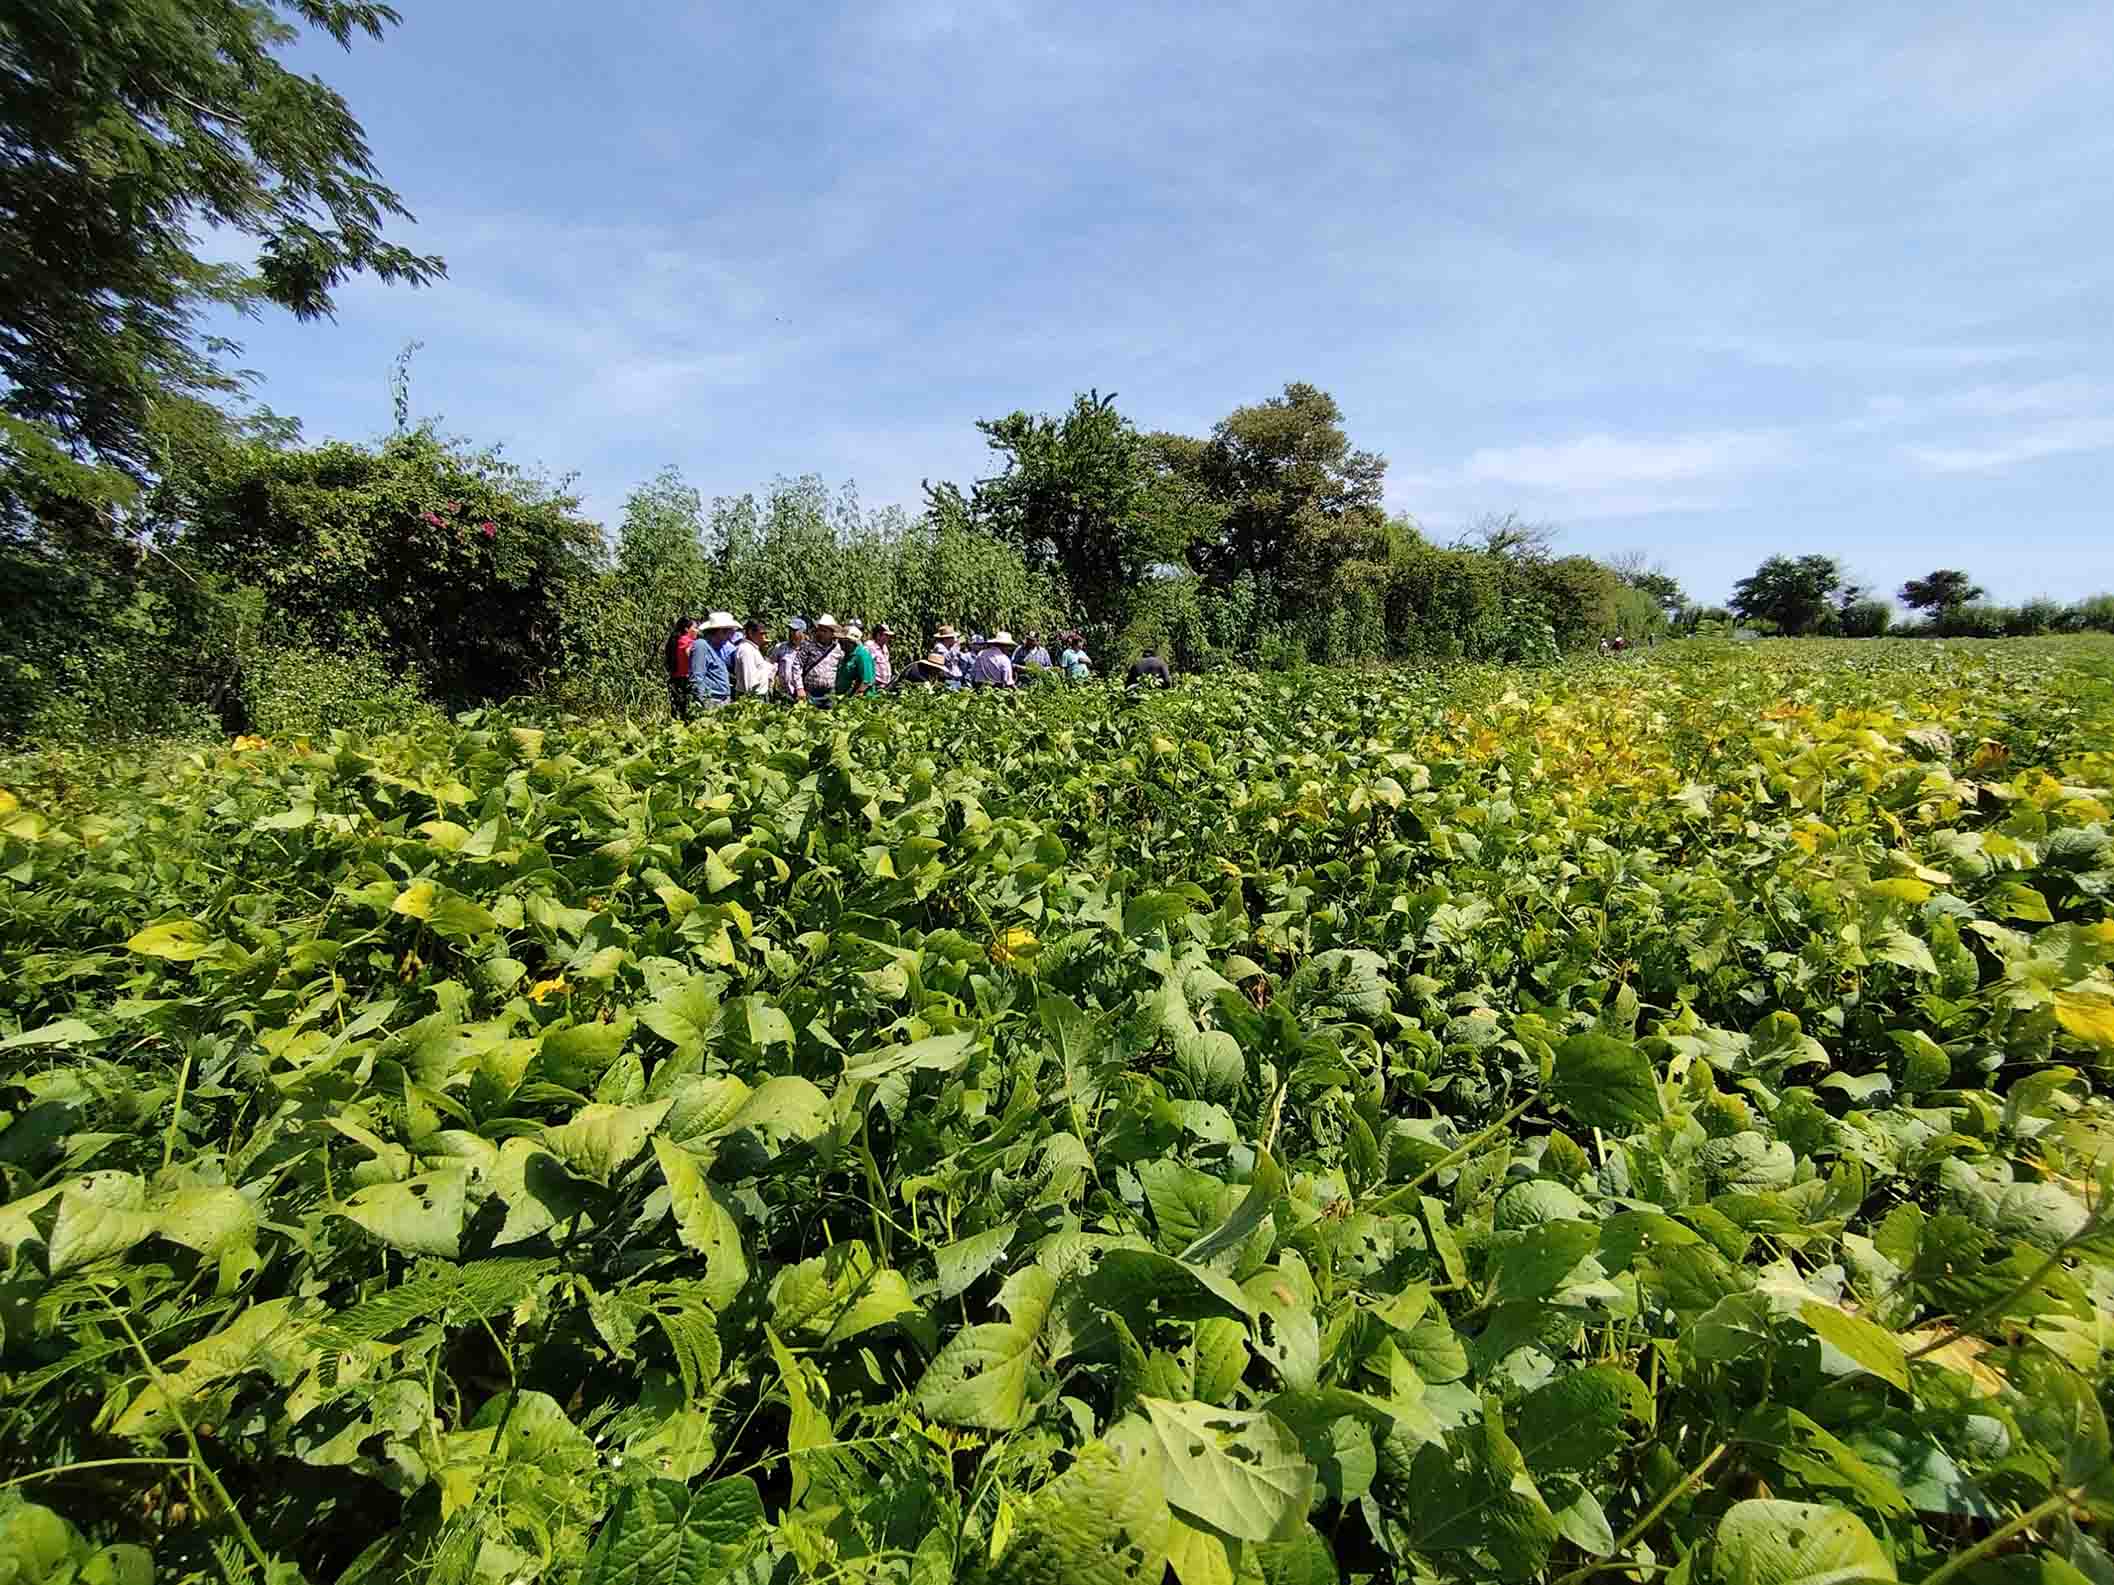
left=1462, top=430, right=1788, bottom=493
left=1904, top=417, right=2114, bottom=473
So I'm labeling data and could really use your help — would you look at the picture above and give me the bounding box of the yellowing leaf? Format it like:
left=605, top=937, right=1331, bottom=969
left=2054, top=988, right=2114, bottom=1052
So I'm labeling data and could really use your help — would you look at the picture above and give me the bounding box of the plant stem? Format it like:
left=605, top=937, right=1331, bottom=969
left=103, top=1299, right=275, bottom=1582
left=164, top=1044, right=193, bottom=1173
left=1916, top=1490, right=2073, bottom=1585
left=1906, top=1215, right=2099, bottom=1360
left=2, top=1457, right=190, bottom=1491
left=1556, top=1442, right=1728, bottom=1585
left=1380, top=1094, right=1537, bottom=1211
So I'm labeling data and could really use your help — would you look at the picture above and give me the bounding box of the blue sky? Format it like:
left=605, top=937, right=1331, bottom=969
left=217, top=0, right=2114, bottom=607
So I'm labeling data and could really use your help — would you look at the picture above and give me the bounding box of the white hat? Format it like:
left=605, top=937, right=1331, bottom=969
left=813, top=613, right=839, bottom=631
left=989, top=631, right=1016, bottom=648
left=845, top=622, right=863, bottom=639
left=703, top=610, right=737, bottom=630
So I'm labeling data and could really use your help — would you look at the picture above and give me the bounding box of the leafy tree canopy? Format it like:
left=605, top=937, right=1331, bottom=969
left=1899, top=568, right=1986, bottom=613
left=1170, top=382, right=1388, bottom=585
left=0, top=0, right=442, bottom=493
left=932, top=389, right=1220, bottom=620
left=1730, top=554, right=1845, bottom=636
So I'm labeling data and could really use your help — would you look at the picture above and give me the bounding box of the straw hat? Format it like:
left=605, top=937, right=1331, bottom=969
left=914, top=650, right=947, bottom=677
left=934, top=625, right=958, bottom=642
left=989, top=631, right=1016, bottom=648
left=874, top=622, right=893, bottom=637
left=702, top=610, right=737, bottom=631
left=813, top=613, right=839, bottom=631
left=845, top=622, right=863, bottom=640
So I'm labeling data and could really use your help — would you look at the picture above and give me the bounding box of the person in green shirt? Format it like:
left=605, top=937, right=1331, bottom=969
left=836, top=622, right=877, bottom=697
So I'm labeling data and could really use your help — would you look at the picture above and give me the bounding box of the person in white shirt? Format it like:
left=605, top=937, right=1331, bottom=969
left=732, top=617, right=773, bottom=696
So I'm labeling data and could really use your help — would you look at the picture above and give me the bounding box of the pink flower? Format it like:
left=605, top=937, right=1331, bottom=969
left=421, top=512, right=444, bottom=528
left=446, top=501, right=462, bottom=513
left=481, top=522, right=496, bottom=538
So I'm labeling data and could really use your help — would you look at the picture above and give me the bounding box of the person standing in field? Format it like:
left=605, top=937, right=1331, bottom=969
left=1125, top=644, right=1172, bottom=688
left=773, top=617, right=809, bottom=702
left=732, top=616, right=772, bottom=698
left=974, top=631, right=1018, bottom=689
left=1019, top=631, right=1052, bottom=671
left=837, top=622, right=878, bottom=698
left=1060, top=632, right=1093, bottom=681
left=801, top=615, right=842, bottom=699
left=664, top=616, right=697, bottom=721
left=691, top=612, right=737, bottom=710
left=933, top=626, right=969, bottom=691
left=870, top=623, right=895, bottom=689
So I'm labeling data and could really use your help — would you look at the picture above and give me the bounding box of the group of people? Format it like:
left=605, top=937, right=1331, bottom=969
left=663, top=613, right=1139, bottom=715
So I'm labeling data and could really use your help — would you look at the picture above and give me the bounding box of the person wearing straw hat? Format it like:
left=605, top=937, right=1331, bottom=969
left=905, top=649, right=949, bottom=687
left=691, top=612, right=738, bottom=709
left=836, top=621, right=877, bottom=698
left=932, top=625, right=968, bottom=692
left=1019, top=630, right=1052, bottom=671
left=732, top=616, right=773, bottom=697
left=974, top=630, right=1018, bottom=690
left=800, top=615, right=841, bottom=699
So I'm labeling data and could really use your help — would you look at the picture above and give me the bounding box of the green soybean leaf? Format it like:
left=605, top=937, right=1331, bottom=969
left=989, top=1440, right=1171, bottom=1584
left=1135, top=1396, right=1317, bottom=1543
left=578, top=1476, right=763, bottom=1585
left=1709, top=1500, right=1896, bottom=1585
left=339, top=1170, right=468, bottom=1258
left=915, top=1265, right=1055, bottom=1429
left=1551, top=1034, right=1663, bottom=1130
left=1796, top=1301, right=1909, bottom=1392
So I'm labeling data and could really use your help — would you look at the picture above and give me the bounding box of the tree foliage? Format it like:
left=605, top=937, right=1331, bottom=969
left=0, top=0, right=442, bottom=488
left=1730, top=554, right=1846, bottom=636
left=932, top=390, right=1218, bottom=623
left=1900, top=569, right=1986, bottom=613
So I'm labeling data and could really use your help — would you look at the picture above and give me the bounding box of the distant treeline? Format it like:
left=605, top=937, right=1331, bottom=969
left=1705, top=555, right=2114, bottom=640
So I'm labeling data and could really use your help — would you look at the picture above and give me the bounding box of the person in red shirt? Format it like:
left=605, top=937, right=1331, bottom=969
left=665, top=616, right=697, bottom=722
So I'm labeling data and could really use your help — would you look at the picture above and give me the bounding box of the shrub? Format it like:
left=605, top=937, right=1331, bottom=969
left=237, top=642, right=435, bottom=739
left=1838, top=599, right=1892, bottom=637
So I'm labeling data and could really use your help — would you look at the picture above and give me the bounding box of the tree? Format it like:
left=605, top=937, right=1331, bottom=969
left=935, top=390, right=1219, bottom=624
left=0, top=1, right=442, bottom=490
left=1172, top=383, right=1388, bottom=586
left=1607, top=549, right=1684, bottom=616
left=1729, top=554, right=1845, bottom=636
left=1899, top=569, right=1985, bottom=614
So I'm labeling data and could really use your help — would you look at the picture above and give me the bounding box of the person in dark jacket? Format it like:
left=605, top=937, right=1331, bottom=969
left=1125, top=645, right=1173, bottom=688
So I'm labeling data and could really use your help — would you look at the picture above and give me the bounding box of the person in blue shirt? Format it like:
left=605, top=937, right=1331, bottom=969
left=691, top=612, right=737, bottom=709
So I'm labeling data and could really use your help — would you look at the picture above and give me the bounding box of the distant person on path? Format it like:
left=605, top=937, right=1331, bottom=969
left=974, top=631, right=1018, bottom=689
left=1019, top=631, right=1052, bottom=671
left=870, top=622, right=895, bottom=689
left=1126, top=645, right=1173, bottom=688
left=801, top=615, right=842, bottom=698
left=732, top=617, right=773, bottom=697
left=837, top=622, right=877, bottom=698
left=691, top=612, right=736, bottom=710
left=773, top=617, right=809, bottom=702
left=664, top=616, right=697, bottom=720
